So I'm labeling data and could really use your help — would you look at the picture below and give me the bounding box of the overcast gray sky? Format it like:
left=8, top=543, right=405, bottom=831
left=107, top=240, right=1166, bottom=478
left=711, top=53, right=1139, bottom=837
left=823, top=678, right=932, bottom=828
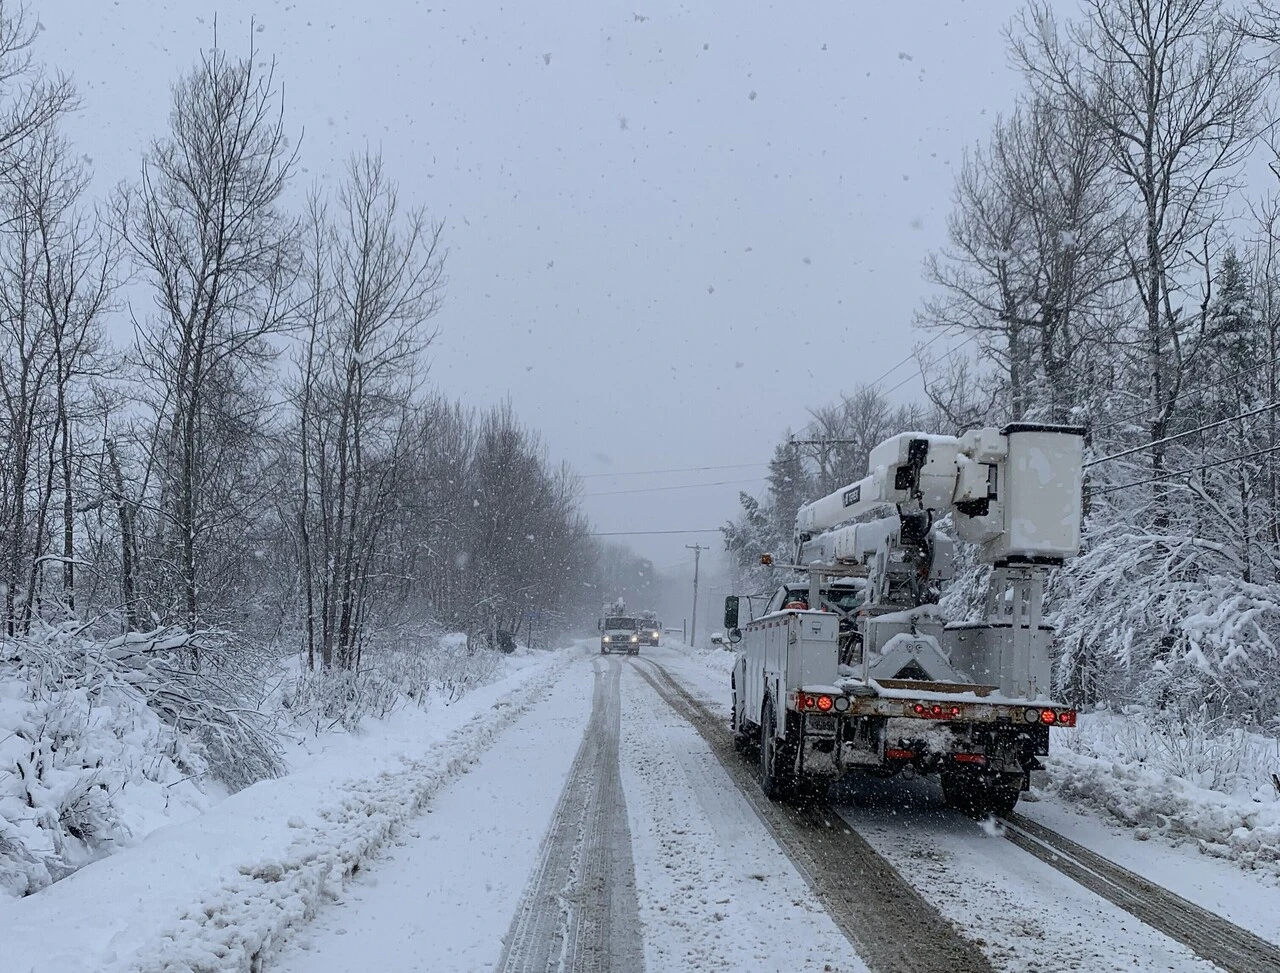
left=40, top=0, right=1025, bottom=589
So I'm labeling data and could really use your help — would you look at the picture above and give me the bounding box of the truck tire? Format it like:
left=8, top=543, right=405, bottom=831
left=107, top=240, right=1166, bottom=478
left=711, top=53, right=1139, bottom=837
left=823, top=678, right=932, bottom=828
left=987, top=785, right=1020, bottom=817
left=942, top=770, right=1019, bottom=818
left=759, top=696, right=794, bottom=801
left=731, top=689, right=755, bottom=754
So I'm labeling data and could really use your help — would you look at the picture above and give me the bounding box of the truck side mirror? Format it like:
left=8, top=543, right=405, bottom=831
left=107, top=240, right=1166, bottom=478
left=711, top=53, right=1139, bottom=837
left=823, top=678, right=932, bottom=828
left=597, top=619, right=603, bottom=631
left=723, top=595, right=740, bottom=629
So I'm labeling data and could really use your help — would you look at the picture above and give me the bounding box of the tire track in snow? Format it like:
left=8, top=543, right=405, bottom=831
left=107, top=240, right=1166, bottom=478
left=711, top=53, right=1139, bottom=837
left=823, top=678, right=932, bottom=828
left=630, top=657, right=993, bottom=973
left=496, top=657, right=645, bottom=973
left=1003, top=813, right=1280, bottom=973
left=643, top=653, right=1278, bottom=972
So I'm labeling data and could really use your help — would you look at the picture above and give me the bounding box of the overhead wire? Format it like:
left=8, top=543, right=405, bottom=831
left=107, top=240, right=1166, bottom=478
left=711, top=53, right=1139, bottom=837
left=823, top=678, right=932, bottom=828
left=787, top=330, right=975, bottom=446
left=587, top=343, right=1280, bottom=535
left=1087, top=443, right=1280, bottom=497
left=584, top=476, right=765, bottom=498
left=879, top=332, right=979, bottom=399
left=1088, top=353, right=1280, bottom=438
left=862, top=325, right=964, bottom=391
left=579, top=461, right=768, bottom=479
left=1084, top=401, right=1280, bottom=468
left=589, top=528, right=723, bottom=536
left=585, top=327, right=968, bottom=539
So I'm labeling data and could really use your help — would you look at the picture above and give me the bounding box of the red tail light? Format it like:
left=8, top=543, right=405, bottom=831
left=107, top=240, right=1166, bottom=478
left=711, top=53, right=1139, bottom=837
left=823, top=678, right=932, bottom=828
left=911, top=702, right=962, bottom=720
left=797, top=692, right=836, bottom=712
left=953, top=753, right=987, bottom=765
left=1055, top=710, right=1077, bottom=727
left=885, top=747, right=915, bottom=760
left=1040, top=709, right=1056, bottom=725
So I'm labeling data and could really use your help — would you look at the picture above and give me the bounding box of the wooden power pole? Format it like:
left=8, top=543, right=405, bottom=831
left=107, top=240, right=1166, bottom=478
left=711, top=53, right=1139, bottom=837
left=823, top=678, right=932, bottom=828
left=685, top=543, right=706, bottom=647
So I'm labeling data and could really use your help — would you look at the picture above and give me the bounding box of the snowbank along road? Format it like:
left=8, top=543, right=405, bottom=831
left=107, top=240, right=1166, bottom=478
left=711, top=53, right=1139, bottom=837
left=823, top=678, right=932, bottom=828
left=268, top=642, right=1280, bottom=973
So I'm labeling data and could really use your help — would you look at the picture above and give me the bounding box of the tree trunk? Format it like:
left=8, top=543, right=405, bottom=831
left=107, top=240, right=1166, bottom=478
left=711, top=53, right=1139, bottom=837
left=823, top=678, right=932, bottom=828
left=106, top=439, right=138, bottom=632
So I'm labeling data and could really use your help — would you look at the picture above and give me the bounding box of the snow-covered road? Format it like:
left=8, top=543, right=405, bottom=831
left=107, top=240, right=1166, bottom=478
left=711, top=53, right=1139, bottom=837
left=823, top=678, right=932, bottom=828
left=261, top=642, right=1280, bottom=973
left=271, top=646, right=859, bottom=973
left=11, top=640, right=1280, bottom=973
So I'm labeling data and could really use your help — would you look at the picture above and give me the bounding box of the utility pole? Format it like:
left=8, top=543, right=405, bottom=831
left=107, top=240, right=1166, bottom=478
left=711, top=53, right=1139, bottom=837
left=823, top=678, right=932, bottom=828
left=685, top=544, right=706, bottom=647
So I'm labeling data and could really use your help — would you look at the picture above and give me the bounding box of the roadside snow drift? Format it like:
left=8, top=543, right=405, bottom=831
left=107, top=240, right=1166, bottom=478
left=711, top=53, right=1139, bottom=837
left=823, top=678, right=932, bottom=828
left=1, top=646, right=571, bottom=973
left=1046, top=732, right=1280, bottom=876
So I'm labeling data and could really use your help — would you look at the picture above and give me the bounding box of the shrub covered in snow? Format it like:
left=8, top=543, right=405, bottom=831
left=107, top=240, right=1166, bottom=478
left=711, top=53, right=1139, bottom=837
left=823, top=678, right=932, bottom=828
left=282, top=628, right=504, bottom=734
left=1052, top=526, right=1280, bottom=722
left=1045, top=712, right=1280, bottom=874
left=0, top=625, right=282, bottom=897
left=1, top=620, right=529, bottom=898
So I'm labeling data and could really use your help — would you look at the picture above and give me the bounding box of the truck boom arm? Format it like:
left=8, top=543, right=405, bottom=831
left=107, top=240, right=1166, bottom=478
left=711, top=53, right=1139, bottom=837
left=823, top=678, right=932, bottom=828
left=794, top=424, right=1085, bottom=569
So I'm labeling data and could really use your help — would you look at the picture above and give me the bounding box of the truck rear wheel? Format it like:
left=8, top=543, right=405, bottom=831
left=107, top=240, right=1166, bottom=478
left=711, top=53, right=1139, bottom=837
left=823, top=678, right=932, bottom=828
left=731, top=689, right=755, bottom=754
left=942, top=770, right=1020, bottom=818
left=759, top=697, right=794, bottom=801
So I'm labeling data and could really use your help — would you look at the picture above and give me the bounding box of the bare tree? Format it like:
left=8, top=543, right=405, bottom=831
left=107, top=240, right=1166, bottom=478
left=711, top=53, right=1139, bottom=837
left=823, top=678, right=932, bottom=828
left=297, top=150, right=445, bottom=668
left=1014, top=0, right=1269, bottom=519
left=26, top=125, right=117, bottom=614
left=0, top=4, right=89, bottom=634
left=1246, top=198, right=1280, bottom=552
left=921, top=96, right=1127, bottom=424
left=802, top=385, right=929, bottom=493
left=0, top=3, right=74, bottom=167
left=0, top=120, right=113, bottom=633
left=119, top=36, right=299, bottom=637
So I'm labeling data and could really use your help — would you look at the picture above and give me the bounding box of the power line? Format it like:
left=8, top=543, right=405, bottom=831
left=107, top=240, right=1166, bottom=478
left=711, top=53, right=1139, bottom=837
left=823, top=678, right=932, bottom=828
left=590, top=528, right=723, bottom=536
left=1085, top=401, right=1280, bottom=469
left=1091, top=353, right=1280, bottom=438
left=579, top=461, right=768, bottom=479
left=882, top=333, right=980, bottom=399
left=862, top=326, right=962, bottom=390
left=656, top=557, right=695, bottom=570
left=1088, top=443, right=1280, bottom=497
left=584, top=476, right=765, bottom=498
left=793, top=334, right=977, bottom=440
left=788, top=329, right=969, bottom=443
left=882, top=365, right=924, bottom=399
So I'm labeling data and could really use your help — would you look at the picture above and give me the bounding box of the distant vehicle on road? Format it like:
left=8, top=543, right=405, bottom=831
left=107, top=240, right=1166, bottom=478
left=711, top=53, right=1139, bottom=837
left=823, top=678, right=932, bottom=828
left=598, top=615, right=642, bottom=655
left=637, top=614, right=662, bottom=646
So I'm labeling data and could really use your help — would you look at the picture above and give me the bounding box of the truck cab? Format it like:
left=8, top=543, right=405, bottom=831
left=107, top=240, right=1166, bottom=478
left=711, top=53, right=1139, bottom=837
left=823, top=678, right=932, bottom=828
left=598, top=615, right=642, bottom=655
left=638, top=617, right=662, bottom=646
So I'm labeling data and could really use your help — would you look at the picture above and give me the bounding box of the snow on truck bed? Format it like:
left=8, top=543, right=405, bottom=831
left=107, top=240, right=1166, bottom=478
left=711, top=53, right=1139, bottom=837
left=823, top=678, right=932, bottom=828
left=0, top=646, right=570, bottom=973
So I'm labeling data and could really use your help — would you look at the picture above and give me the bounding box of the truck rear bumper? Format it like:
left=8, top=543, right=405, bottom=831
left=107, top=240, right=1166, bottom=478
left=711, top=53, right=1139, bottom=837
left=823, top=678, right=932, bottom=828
left=789, top=701, right=1058, bottom=780
left=786, top=687, right=1076, bottom=727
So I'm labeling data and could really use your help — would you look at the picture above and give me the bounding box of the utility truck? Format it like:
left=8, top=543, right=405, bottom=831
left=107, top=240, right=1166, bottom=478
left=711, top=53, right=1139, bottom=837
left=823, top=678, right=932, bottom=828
left=599, top=614, right=643, bottom=655
left=726, top=423, right=1085, bottom=815
left=636, top=611, right=663, bottom=646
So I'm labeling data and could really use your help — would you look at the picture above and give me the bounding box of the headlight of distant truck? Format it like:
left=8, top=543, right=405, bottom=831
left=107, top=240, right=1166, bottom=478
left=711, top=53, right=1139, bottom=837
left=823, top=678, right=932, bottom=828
left=603, top=636, right=610, bottom=642
left=631, top=635, right=639, bottom=642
